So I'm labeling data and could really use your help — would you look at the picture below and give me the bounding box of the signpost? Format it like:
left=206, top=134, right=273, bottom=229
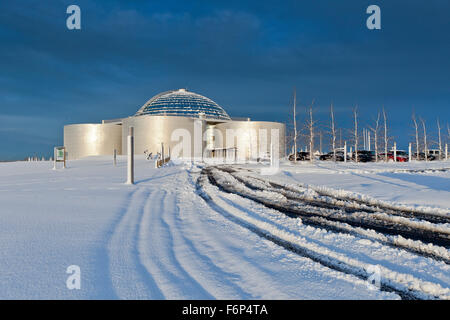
left=126, top=127, right=134, bottom=184
left=53, top=146, right=66, bottom=169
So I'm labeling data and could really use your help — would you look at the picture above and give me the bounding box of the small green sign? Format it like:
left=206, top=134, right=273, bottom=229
left=56, top=148, right=65, bottom=161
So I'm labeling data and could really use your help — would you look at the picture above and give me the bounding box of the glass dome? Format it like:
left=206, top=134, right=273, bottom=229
left=135, top=89, right=231, bottom=120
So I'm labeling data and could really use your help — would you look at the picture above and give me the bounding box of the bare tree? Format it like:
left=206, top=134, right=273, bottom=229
left=319, top=131, right=323, bottom=154
left=420, top=118, right=428, bottom=162
left=383, top=108, right=388, bottom=162
left=330, top=104, right=337, bottom=161
left=437, top=118, right=442, bottom=160
left=447, top=123, right=450, bottom=158
left=369, top=112, right=380, bottom=162
left=412, top=112, right=420, bottom=160
left=353, top=107, right=359, bottom=163
left=447, top=123, right=450, bottom=151
left=306, top=101, right=316, bottom=163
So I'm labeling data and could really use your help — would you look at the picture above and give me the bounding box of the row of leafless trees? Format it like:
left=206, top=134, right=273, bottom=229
left=287, top=90, right=450, bottom=163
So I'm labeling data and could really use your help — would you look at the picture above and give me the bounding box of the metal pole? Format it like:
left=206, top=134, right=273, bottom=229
left=126, top=127, right=134, bottom=184
left=53, top=148, right=56, bottom=170
left=161, top=142, right=164, bottom=166
left=113, top=148, right=117, bottom=166
left=408, top=143, right=412, bottom=162
left=344, top=141, right=347, bottom=163
left=446, top=144, right=448, bottom=161
left=394, top=142, right=397, bottom=162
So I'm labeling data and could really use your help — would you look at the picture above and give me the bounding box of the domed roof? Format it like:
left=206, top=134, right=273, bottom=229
left=135, top=89, right=231, bottom=120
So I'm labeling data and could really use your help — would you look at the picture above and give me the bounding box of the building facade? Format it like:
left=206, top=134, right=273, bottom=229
left=64, top=89, right=285, bottom=161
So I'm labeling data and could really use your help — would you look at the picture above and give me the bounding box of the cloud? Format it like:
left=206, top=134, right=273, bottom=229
left=0, top=0, right=449, bottom=159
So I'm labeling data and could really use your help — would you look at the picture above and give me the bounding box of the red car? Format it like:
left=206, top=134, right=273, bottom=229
left=380, top=151, right=408, bottom=162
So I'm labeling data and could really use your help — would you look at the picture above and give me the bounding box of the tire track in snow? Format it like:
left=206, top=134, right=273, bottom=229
left=214, top=167, right=450, bottom=250
left=173, top=170, right=300, bottom=299
left=164, top=192, right=252, bottom=298
left=185, top=169, right=323, bottom=299
left=107, top=187, right=164, bottom=299
left=138, top=188, right=214, bottom=299
left=108, top=169, right=286, bottom=299
left=213, top=187, right=450, bottom=289
left=274, top=168, right=450, bottom=222
left=238, top=171, right=450, bottom=225
left=197, top=168, right=450, bottom=300
left=223, top=170, right=450, bottom=263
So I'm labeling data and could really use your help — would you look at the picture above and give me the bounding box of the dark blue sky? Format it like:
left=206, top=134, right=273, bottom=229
left=1, top=0, right=449, bottom=160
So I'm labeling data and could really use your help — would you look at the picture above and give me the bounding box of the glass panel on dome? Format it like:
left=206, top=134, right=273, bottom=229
left=135, top=89, right=231, bottom=120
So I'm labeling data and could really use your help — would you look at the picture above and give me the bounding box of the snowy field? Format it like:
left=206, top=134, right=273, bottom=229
left=0, top=157, right=449, bottom=299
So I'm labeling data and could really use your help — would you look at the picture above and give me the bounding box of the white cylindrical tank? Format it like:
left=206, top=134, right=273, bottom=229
left=64, top=123, right=122, bottom=160
left=121, top=115, right=207, bottom=160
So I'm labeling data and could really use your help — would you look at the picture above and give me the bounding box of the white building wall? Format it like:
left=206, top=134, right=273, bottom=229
left=214, top=121, right=285, bottom=160
left=121, top=115, right=207, bottom=159
left=64, top=123, right=122, bottom=160
left=63, top=116, right=285, bottom=161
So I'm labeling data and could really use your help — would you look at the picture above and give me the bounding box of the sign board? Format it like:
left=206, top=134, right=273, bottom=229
left=56, top=148, right=65, bottom=161
left=54, top=146, right=66, bottom=169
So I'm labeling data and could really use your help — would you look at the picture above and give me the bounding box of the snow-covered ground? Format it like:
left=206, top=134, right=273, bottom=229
left=0, top=157, right=449, bottom=299
left=266, top=160, right=450, bottom=210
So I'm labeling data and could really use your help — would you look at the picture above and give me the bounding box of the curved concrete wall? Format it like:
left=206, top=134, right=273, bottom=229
left=214, top=121, right=285, bottom=160
left=121, top=115, right=206, bottom=159
left=64, top=123, right=122, bottom=160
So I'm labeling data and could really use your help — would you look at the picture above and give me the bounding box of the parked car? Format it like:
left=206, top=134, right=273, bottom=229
left=415, top=152, right=436, bottom=161
left=376, top=151, right=410, bottom=162
left=392, top=151, right=409, bottom=162
left=368, top=151, right=380, bottom=162
left=288, top=151, right=310, bottom=161
left=381, top=150, right=409, bottom=162
left=319, top=152, right=333, bottom=161
left=319, top=151, right=349, bottom=162
left=352, top=150, right=373, bottom=162
left=379, top=152, right=392, bottom=161
left=428, top=149, right=441, bottom=159
left=379, top=152, right=408, bottom=162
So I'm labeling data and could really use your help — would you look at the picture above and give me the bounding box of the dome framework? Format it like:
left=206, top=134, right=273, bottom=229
left=135, top=89, right=231, bottom=120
